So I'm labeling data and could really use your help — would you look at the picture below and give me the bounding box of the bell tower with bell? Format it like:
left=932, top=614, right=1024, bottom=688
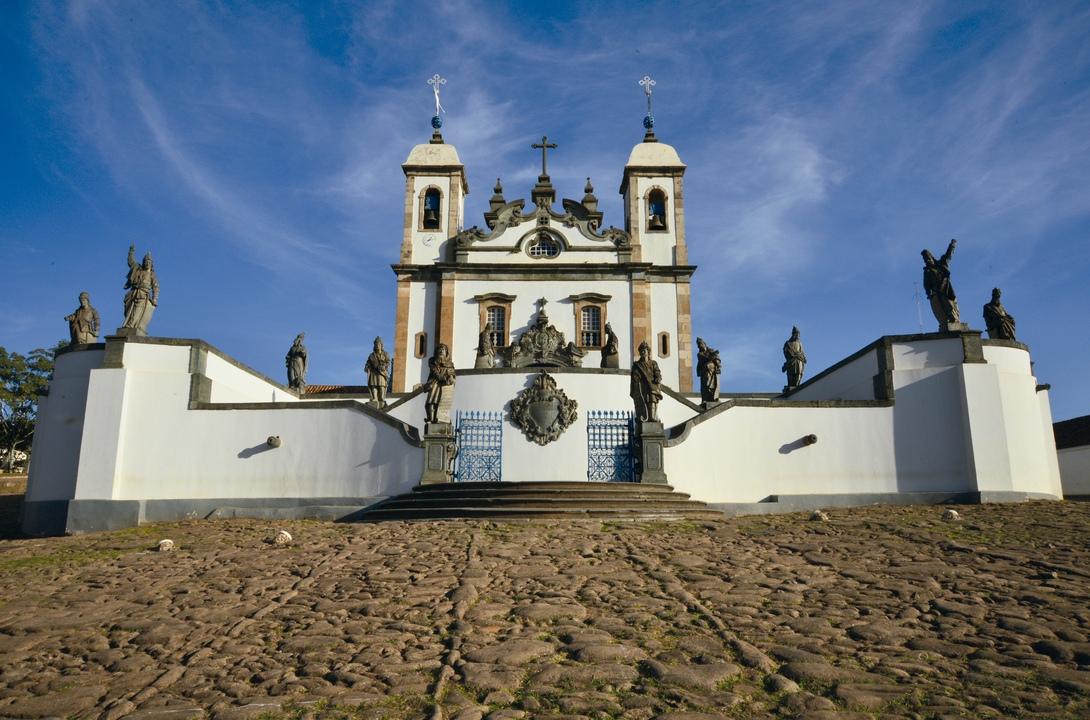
left=393, top=74, right=469, bottom=391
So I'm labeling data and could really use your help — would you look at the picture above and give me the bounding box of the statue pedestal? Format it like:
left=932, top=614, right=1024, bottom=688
left=113, top=327, right=146, bottom=338
left=941, top=322, right=970, bottom=333
left=637, top=421, right=668, bottom=484
left=420, top=422, right=454, bottom=485
left=600, top=352, right=619, bottom=369
left=474, top=354, right=494, bottom=369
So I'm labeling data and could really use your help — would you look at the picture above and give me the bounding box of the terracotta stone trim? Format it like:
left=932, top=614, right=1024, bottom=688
left=630, top=276, right=651, bottom=356
left=675, top=281, right=693, bottom=392
left=393, top=277, right=411, bottom=392
left=673, top=175, right=687, bottom=265
left=436, top=273, right=455, bottom=350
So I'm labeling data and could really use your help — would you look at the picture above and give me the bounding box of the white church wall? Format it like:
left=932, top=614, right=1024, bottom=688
left=452, top=280, right=633, bottom=370
left=73, top=367, right=130, bottom=500
left=650, top=282, right=680, bottom=387
left=404, top=281, right=437, bottom=388
left=25, top=348, right=103, bottom=503
left=891, top=338, right=963, bottom=369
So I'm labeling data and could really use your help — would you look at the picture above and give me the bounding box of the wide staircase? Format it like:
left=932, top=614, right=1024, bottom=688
left=355, top=481, right=723, bottom=522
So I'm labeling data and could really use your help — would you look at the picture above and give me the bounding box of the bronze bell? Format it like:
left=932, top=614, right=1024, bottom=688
left=648, top=213, right=666, bottom=230
left=423, top=208, right=439, bottom=228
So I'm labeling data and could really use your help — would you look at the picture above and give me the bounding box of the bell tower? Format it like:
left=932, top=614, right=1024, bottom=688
left=619, top=76, right=693, bottom=391
left=392, top=75, right=469, bottom=391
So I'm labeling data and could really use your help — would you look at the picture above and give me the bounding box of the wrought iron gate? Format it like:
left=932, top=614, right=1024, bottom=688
left=587, top=410, right=636, bottom=482
left=454, top=411, right=503, bottom=482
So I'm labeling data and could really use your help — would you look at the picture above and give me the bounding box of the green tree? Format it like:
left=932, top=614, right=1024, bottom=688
left=0, top=347, right=55, bottom=473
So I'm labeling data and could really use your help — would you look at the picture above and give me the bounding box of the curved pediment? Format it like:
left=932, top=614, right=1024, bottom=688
left=452, top=197, right=630, bottom=263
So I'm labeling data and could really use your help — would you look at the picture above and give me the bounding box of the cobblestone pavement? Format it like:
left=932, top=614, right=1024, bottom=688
left=2, top=501, right=1090, bottom=719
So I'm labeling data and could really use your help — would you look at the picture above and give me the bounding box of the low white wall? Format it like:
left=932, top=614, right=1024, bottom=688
left=25, top=348, right=103, bottom=502
left=789, top=347, right=878, bottom=401
left=1059, top=446, right=1090, bottom=496
left=205, top=351, right=297, bottom=404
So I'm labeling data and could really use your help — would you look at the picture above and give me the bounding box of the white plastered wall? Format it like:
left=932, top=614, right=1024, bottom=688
left=42, top=342, right=422, bottom=505
left=387, top=371, right=696, bottom=482
left=25, top=349, right=103, bottom=502
left=404, top=281, right=437, bottom=388
left=451, top=280, right=634, bottom=371
left=204, top=351, right=297, bottom=403
left=789, top=351, right=879, bottom=401
left=649, top=281, right=680, bottom=387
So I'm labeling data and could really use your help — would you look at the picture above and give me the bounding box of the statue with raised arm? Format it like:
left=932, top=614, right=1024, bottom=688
left=695, top=337, right=721, bottom=404
left=475, top=321, right=496, bottom=369
left=365, top=336, right=390, bottom=406
left=631, top=341, right=663, bottom=423
left=983, top=288, right=1017, bottom=341
left=921, top=239, right=960, bottom=328
left=424, top=343, right=456, bottom=423
left=286, top=333, right=307, bottom=393
left=782, top=326, right=807, bottom=390
left=119, top=244, right=159, bottom=335
left=600, top=322, right=619, bottom=369
left=66, top=292, right=101, bottom=345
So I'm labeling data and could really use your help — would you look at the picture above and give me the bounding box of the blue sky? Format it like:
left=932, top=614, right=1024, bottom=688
left=2, top=1, right=1088, bottom=420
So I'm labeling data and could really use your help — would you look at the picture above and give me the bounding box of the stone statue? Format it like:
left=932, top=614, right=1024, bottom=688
left=983, top=288, right=1017, bottom=341
left=365, top=336, right=390, bottom=406
left=65, top=292, right=101, bottom=345
left=600, top=322, right=619, bottom=369
left=921, top=239, right=960, bottom=329
left=285, top=333, right=307, bottom=393
left=782, top=326, right=807, bottom=390
left=475, top=321, right=496, bottom=369
left=424, top=343, right=456, bottom=424
left=119, top=244, right=160, bottom=335
left=630, top=341, right=663, bottom=423
left=695, top=337, right=721, bottom=404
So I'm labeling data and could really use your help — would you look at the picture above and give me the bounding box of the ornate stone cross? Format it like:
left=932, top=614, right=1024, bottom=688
left=531, top=136, right=557, bottom=176
left=535, top=297, right=548, bottom=313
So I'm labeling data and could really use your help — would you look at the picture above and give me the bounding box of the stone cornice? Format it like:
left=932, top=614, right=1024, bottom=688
left=391, top=262, right=697, bottom=282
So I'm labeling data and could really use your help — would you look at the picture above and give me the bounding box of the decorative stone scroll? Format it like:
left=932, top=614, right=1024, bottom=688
left=508, top=370, right=578, bottom=446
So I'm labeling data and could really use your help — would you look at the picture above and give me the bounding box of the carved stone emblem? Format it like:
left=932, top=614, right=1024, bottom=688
left=504, top=299, right=586, bottom=368
left=508, top=371, right=578, bottom=445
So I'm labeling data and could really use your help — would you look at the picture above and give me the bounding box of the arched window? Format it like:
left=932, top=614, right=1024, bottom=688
left=486, top=306, right=506, bottom=347
left=422, top=189, right=441, bottom=230
left=526, top=232, right=561, bottom=259
left=647, top=189, right=668, bottom=231
left=581, top=306, right=602, bottom=347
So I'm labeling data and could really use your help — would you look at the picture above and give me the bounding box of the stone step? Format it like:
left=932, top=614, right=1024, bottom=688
left=354, top=481, right=718, bottom=522
left=377, top=497, right=708, bottom=510
left=359, top=506, right=724, bottom=522
left=411, top=481, right=681, bottom=494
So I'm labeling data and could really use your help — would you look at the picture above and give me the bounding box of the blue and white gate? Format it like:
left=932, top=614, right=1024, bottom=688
left=587, top=410, right=636, bottom=483
left=454, top=411, right=503, bottom=482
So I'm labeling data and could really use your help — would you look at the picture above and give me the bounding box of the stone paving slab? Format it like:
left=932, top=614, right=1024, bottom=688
left=1, top=501, right=1090, bottom=718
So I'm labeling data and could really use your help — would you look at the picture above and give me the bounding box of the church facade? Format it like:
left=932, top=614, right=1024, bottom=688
left=394, top=128, right=692, bottom=391
left=21, top=117, right=1065, bottom=535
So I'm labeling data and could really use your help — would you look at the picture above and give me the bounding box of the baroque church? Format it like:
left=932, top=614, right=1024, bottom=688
left=21, top=79, right=1065, bottom=535
left=393, top=122, right=691, bottom=392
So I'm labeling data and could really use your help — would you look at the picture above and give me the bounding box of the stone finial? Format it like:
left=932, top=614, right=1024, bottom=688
left=582, top=178, right=598, bottom=212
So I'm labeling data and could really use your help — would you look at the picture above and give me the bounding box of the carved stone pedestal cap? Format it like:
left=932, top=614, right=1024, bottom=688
left=941, top=322, right=970, bottom=333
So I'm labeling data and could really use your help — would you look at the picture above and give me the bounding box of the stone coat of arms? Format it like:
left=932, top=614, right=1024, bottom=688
left=508, top=370, right=578, bottom=445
